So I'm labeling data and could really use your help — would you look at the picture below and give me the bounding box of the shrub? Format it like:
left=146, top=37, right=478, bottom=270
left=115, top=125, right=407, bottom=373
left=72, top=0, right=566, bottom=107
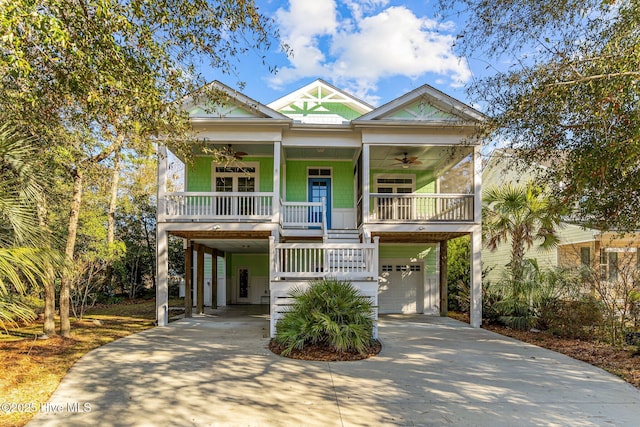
left=537, top=297, right=603, bottom=339
left=274, top=279, right=375, bottom=356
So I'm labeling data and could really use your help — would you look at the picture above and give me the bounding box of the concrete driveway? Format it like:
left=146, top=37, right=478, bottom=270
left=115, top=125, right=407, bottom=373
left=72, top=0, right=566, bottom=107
left=28, top=307, right=640, bottom=426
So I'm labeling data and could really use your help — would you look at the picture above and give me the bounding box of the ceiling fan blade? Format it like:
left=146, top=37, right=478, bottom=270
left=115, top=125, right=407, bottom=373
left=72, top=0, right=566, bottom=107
left=411, top=160, right=423, bottom=165
left=394, top=157, right=406, bottom=162
left=406, top=156, right=419, bottom=162
left=236, top=151, right=248, bottom=156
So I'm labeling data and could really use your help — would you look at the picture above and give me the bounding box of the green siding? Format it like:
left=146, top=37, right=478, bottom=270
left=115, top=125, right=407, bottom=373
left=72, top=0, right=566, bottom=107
left=279, top=102, right=362, bottom=121
left=187, top=157, right=212, bottom=191
left=285, top=160, right=354, bottom=208
left=229, top=253, right=269, bottom=276
left=243, top=157, right=273, bottom=191
left=379, top=244, right=437, bottom=273
left=188, top=104, right=256, bottom=117
left=186, top=156, right=274, bottom=192
left=386, top=101, right=457, bottom=121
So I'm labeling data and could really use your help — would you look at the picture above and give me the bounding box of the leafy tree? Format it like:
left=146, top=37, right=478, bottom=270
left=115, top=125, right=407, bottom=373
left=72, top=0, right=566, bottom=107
left=439, top=0, right=640, bottom=231
left=0, top=0, right=281, bottom=336
left=447, top=236, right=470, bottom=311
left=483, top=183, right=565, bottom=283
left=114, top=156, right=158, bottom=298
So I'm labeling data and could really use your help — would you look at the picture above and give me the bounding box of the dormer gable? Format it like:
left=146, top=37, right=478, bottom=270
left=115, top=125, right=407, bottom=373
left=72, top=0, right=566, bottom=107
left=268, top=79, right=373, bottom=124
left=354, top=84, right=485, bottom=125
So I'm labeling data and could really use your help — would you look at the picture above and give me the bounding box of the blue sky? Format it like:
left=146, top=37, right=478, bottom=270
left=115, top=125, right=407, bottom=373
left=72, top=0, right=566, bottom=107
left=203, top=0, right=482, bottom=108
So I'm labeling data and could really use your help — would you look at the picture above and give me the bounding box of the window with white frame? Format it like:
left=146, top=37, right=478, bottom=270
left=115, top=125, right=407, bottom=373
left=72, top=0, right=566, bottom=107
left=212, top=162, right=259, bottom=215
left=374, top=174, right=415, bottom=220
left=213, top=164, right=259, bottom=192
left=600, top=249, right=618, bottom=281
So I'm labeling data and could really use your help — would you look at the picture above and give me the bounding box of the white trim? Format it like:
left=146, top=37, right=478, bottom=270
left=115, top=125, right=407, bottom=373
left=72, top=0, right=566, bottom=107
left=354, top=84, right=486, bottom=123
left=306, top=170, right=333, bottom=228
left=373, top=173, right=416, bottom=193
left=373, top=173, right=416, bottom=221
left=306, top=166, right=333, bottom=177
left=605, top=247, right=637, bottom=253
left=212, top=161, right=260, bottom=192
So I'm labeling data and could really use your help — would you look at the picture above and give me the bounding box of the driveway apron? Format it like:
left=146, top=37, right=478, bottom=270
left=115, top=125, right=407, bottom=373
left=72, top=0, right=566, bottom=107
left=27, top=311, right=640, bottom=426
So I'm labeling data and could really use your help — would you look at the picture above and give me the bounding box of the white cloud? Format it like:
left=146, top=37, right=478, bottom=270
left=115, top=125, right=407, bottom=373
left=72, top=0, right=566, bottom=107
left=270, top=0, right=338, bottom=88
left=269, top=1, right=471, bottom=103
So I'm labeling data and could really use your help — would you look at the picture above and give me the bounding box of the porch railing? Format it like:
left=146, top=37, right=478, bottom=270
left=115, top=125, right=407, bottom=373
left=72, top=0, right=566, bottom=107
left=270, top=238, right=379, bottom=281
left=165, top=192, right=274, bottom=219
left=280, top=198, right=326, bottom=230
left=369, top=193, right=474, bottom=222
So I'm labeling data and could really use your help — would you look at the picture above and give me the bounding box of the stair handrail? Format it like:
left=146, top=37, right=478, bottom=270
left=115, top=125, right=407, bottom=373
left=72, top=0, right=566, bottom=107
left=321, top=196, right=328, bottom=242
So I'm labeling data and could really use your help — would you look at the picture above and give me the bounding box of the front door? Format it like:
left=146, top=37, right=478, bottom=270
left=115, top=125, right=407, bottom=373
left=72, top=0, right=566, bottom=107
left=237, top=267, right=250, bottom=303
left=308, top=178, right=332, bottom=229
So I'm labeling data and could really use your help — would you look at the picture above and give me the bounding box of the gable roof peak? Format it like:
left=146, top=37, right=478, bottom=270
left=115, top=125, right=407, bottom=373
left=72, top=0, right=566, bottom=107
left=355, top=83, right=486, bottom=124
left=182, top=80, right=289, bottom=120
left=268, top=79, right=373, bottom=124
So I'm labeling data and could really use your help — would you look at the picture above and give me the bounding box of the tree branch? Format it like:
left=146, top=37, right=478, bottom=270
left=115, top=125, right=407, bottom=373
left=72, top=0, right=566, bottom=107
left=548, top=71, right=640, bottom=86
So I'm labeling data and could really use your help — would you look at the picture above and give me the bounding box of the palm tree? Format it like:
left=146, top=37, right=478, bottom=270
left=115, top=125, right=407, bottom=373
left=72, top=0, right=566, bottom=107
left=0, top=124, right=64, bottom=330
left=483, top=182, right=565, bottom=283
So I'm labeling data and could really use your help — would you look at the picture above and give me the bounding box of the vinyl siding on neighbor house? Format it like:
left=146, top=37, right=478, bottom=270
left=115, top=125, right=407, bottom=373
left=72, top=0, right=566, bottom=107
left=482, top=151, right=596, bottom=283
left=482, top=222, right=596, bottom=284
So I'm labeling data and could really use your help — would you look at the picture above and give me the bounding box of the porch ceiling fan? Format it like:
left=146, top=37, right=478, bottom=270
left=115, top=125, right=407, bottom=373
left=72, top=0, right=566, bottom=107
left=393, top=152, right=423, bottom=168
left=221, top=144, right=248, bottom=160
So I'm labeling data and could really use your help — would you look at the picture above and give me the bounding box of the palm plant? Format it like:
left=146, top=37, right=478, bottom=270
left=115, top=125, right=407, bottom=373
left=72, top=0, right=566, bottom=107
left=274, top=279, right=375, bottom=356
left=483, top=182, right=566, bottom=284
left=490, top=260, right=585, bottom=330
left=0, top=124, right=64, bottom=329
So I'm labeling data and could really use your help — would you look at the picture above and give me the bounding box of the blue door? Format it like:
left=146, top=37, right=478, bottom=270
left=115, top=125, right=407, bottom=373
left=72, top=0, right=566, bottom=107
left=308, top=178, right=331, bottom=229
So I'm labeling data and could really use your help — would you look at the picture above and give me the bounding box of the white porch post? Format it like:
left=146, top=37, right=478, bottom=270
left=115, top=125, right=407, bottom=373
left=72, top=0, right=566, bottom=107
left=269, top=235, right=277, bottom=337
left=470, top=228, right=482, bottom=328
left=156, top=143, right=169, bottom=326
left=473, top=144, right=482, bottom=223
left=362, top=144, right=370, bottom=224
left=156, top=222, right=169, bottom=326
left=157, top=144, right=168, bottom=222
left=272, top=141, right=281, bottom=224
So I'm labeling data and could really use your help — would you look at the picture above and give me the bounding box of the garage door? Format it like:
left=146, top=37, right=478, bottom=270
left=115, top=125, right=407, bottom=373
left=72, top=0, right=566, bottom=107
left=378, top=260, right=424, bottom=314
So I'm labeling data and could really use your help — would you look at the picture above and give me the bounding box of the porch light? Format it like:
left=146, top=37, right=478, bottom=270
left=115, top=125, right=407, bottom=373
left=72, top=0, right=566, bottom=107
left=402, top=164, right=409, bottom=169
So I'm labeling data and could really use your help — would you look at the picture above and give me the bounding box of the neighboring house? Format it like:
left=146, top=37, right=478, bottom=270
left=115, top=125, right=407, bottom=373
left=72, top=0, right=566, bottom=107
left=156, top=79, right=484, bottom=336
left=483, top=149, right=640, bottom=285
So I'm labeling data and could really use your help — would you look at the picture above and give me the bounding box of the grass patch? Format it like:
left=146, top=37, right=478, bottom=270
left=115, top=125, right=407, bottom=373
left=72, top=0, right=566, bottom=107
left=0, top=298, right=183, bottom=427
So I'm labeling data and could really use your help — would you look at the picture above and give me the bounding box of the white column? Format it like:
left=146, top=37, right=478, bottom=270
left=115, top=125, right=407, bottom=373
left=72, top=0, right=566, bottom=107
left=362, top=144, right=370, bottom=224
left=157, top=144, right=168, bottom=222
left=272, top=141, right=281, bottom=224
left=473, top=144, right=482, bottom=224
left=470, top=228, right=482, bottom=328
left=156, top=223, right=169, bottom=326
left=269, top=236, right=276, bottom=337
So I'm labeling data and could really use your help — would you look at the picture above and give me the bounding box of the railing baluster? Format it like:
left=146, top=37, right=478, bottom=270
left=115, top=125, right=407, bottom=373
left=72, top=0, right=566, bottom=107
left=369, top=193, right=474, bottom=222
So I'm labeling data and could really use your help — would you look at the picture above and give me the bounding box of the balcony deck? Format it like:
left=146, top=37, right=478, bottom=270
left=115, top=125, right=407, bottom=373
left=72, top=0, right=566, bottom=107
left=162, top=192, right=475, bottom=225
